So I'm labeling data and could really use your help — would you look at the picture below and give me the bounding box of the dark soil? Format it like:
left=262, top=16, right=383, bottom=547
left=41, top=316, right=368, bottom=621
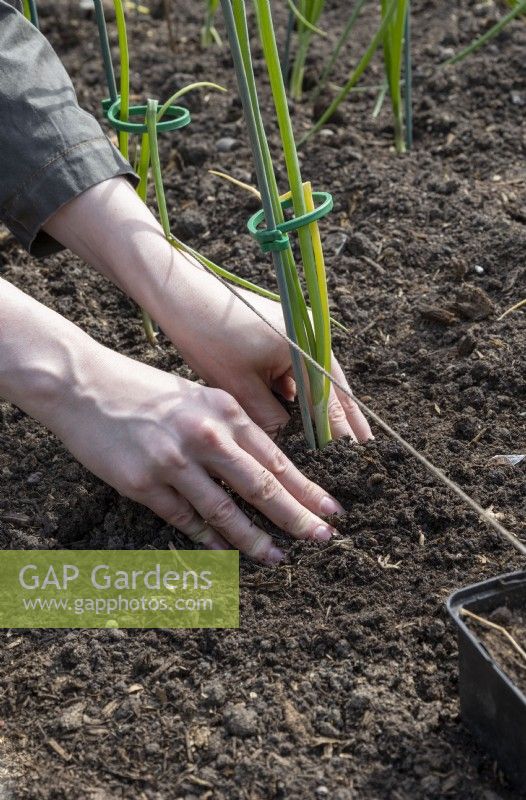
left=469, top=604, right=526, bottom=697
left=1, top=0, right=525, bottom=798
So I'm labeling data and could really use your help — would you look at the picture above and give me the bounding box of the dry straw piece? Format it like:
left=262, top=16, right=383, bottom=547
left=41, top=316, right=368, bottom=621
left=461, top=608, right=526, bottom=666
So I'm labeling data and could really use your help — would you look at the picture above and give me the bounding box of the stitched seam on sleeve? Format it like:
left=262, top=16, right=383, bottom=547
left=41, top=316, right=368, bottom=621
left=4, top=136, right=119, bottom=213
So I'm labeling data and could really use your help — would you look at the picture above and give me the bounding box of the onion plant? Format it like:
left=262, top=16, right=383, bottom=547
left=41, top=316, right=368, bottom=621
left=202, top=0, right=222, bottom=47
left=22, top=0, right=39, bottom=27
left=218, top=0, right=336, bottom=449
left=288, top=0, right=326, bottom=101
left=301, top=0, right=398, bottom=145
left=301, top=0, right=412, bottom=151
left=446, top=0, right=526, bottom=65
left=309, top=0, right=367, bottom=105
left=381, top=0, right=409, bottom=153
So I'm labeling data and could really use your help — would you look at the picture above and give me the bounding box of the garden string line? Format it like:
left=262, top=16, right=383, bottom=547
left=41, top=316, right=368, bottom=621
left=180, top=245, right=526, bottom=557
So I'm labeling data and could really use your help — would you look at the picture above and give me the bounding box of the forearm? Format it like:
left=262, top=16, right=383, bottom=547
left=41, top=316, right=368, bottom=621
left=0, top=277, right=100, bottom=433
left=42, top=177, right=210, bottom=346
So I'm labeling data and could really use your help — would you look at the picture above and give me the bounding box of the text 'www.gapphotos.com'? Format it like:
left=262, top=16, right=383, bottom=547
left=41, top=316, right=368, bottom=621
left=21, top=595, right=214, bottom=615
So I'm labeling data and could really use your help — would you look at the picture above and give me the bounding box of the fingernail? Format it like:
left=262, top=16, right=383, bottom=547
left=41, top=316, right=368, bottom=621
left=314, top=524, right=335, bottom=542
left=320, top=496, right=345, bottom=515
left=265, top=546, right=286, bottom=565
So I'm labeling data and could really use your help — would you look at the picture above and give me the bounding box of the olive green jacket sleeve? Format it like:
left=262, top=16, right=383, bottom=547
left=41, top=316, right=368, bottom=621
left=0, top=0, right=137, bottom=256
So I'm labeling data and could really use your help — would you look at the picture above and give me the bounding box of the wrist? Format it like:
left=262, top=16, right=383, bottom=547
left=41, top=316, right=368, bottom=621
left=0, top=278, right=105, bottom=431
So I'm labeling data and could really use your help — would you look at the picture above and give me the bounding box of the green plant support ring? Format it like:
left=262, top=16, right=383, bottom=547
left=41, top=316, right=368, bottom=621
left=247, top=191, right=333, bottom=253
left=103, top=97, right=191, bottom=134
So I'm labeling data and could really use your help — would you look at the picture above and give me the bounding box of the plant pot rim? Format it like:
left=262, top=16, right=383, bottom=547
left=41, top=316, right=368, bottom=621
left=447, top=568, right=526, bottom=705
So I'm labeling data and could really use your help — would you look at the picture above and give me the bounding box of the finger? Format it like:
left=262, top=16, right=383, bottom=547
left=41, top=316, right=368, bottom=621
left=331, top=356, right=373, bottom=442
left=272, top=370, right=296, bottom=402
left=238, top=377, right=290, bottom=439
left=203, top=443, right=338, bottom=544
left=236, top=422, right=345, bottom=517
left=145, top=487, right=231, bottom=550
left=328, top=384, right=357, bottom=441
left=175, top=467, right=287, bottom=565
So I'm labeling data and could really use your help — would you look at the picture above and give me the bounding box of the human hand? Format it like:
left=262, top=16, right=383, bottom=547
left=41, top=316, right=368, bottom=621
left=1, top=278, right=346, bottom=564
left=161, top=277, right=372, bottom=442
left=51, top=343, right=345, bottom=563
left=43, top=177, right=372, bottom=444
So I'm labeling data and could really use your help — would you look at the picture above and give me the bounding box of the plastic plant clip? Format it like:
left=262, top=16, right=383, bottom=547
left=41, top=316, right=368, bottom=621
left=106, top=98, right=191, bottom=134
left=247, top=190, right=333, bottom=253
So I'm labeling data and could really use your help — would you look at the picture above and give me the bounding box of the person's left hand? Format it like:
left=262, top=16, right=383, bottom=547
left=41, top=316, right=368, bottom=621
left=43, top=176, right=372, bottom=443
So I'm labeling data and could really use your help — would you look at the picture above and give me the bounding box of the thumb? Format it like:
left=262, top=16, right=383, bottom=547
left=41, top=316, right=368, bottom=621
left=272, top=368, right=296, bottom=402
left=330, top=356, right=373, bottom=442
left=237, top=377, right=290, bottom=439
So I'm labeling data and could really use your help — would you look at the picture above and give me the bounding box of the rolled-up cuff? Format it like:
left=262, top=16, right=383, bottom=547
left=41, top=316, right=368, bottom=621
left=2, top=136, right=138, bottom=257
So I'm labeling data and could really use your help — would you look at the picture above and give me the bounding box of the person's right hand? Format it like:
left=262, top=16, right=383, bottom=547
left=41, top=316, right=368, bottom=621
left=53, top=344, right=344, bottom=564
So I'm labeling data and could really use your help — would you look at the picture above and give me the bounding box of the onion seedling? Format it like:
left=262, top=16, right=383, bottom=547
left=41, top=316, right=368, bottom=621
left=445, top=0, right=526, bottom=65
left=221, top=0, right=317, bottom=448
left=302, top=0, right=411, bottom=151
left=202, top=0, right=222, bottom=47
left=359, top=2, right=411, bottom=151
left=257, top=0, right=332, bottom=445
left=288, top=0, right=326, bottom=101
left=218, top=0, right=337, bottom=448
left=301, top=0, right=398, bottom=145
left=309, top=0, right=367, bottom=105
left=381, top=0, right=409, bottom=153
left=22, top=0, right=39, bottom=27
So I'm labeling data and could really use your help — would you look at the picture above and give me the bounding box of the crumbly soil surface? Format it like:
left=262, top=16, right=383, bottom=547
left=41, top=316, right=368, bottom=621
left=468, top=603, right=526, bottom=698
left=1, top=0, right=525, bottom=798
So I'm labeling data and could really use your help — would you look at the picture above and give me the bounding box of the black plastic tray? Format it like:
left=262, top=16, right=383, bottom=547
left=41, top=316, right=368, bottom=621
left=447, top=570, right=526, bottom=787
